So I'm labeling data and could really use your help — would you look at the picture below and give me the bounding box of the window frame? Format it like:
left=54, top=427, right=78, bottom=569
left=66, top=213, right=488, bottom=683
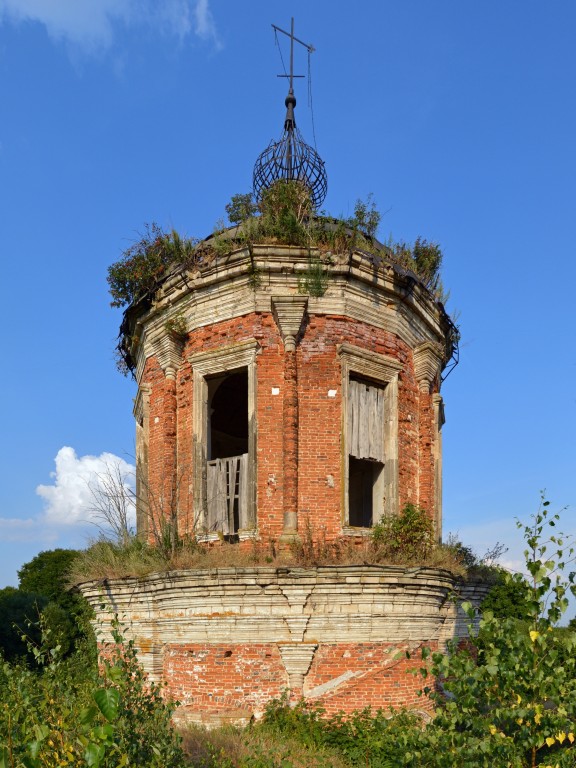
left=189, top=339, right=259, bottom=540
left=338, top=343, right=402, bottom=531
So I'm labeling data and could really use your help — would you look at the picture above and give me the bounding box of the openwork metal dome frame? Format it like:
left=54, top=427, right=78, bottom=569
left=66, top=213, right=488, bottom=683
left=253, top=120, right=327, bottom=210
left=253, top=18, right=327, bottom=210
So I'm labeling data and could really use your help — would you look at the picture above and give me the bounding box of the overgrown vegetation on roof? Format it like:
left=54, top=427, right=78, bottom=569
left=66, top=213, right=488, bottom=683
left=108, top=181, right=454, bottom=375
left=68, top=504, right=496, bottom=586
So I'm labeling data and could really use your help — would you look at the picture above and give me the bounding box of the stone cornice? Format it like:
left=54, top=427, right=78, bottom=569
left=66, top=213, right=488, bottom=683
left=129, top=245, right=451, bottom=383
left=413, top=341, right=445, bottom=393
left=152, top=333, right=185, bottom=380
left=80, top=565, right=488, bottom=668
left=271, top=296, right=308, bottom=351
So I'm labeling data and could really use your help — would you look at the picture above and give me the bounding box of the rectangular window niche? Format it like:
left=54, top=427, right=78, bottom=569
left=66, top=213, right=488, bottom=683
left=189, top=340, right=259, bottom=539
left=337, top=343, right=402, bottom=530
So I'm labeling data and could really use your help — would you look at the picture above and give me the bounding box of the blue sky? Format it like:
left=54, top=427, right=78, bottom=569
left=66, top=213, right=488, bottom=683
left=0, top=1, right=574, bottom=600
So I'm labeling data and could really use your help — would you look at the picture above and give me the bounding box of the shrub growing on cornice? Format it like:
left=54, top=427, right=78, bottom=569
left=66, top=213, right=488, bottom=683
left=107, top=224, right=197, bottom=309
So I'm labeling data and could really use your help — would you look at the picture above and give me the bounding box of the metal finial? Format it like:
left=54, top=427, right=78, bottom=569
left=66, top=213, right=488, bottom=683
left=253, top=18, right=327, bottom=210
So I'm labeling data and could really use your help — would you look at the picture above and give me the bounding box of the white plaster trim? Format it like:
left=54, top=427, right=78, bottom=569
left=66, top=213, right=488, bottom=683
left=413, top=341, right=444, bottom=393
left=278, top=643, right=318, bottom=690
left=188, top=339, right=260, bottom=372
left=338, top=343, right=401, bottom=523
left=152, top=333, right=184, bottom=380
left=306, top=669, right=361, bottom=698
left=131, top=246, right=450, bottom=382
left=341, top=526, right=373, bottom=537
left=190, top=340, right=259, bottom=533
left=271, top=296, right=308, bottom=351
left=133, top=383, right=151, bottom=425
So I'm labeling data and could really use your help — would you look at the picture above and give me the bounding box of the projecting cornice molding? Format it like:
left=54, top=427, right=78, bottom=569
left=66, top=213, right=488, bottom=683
left=271, top=296, right=308, bottom=352
left=278, top=643, right=318, bottom=691
left=414, top=341, right=444, bottom=393
left=152, top=334, right=185, bottom=380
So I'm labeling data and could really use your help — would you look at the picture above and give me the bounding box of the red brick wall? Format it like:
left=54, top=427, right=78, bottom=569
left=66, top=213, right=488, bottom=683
left=175, top=359, right=194, bottom=533
left=160, top=640, right=435, bottom=716
left=140, top=309, right=439, bottom=542
left=144, top=356, right=178, bottom=540
left=305, top=641, right=436, bottom=714
left=163, top=643, right=287, bottom=713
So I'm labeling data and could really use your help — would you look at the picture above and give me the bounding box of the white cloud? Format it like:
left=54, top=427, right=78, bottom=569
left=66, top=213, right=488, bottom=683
left=36, top=446, right=135, bottom=531
left=0, top=516, right=48, bottom=544
left=193, top=0, right=220, bottom=47
left=0, top=0, right=220, bottom=52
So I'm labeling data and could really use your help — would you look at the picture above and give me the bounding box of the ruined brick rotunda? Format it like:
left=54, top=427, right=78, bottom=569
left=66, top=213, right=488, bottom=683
left=81, top=22, right=484, bottom=726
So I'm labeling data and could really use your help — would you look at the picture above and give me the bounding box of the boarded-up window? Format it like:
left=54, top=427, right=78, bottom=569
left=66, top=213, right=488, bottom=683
left=206, top=453, right=248, bottom=534
left=191, top=339, right=259, bottom=539
left=338, top=342, right=401, bottom=526
left=348, top=379, right=385, bottom=463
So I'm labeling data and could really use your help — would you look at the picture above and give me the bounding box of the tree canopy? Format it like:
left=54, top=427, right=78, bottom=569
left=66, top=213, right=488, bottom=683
left=18, top=548, right=80, bottom=603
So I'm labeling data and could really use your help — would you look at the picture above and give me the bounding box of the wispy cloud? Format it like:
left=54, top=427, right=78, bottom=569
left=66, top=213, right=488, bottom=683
left=0, top=0, right=221, bottom=53
left=193, top=0, right=220, bottom=47
left=0, top=516, right=47, bottom=544
left=446, top=512, right=576, bottom=578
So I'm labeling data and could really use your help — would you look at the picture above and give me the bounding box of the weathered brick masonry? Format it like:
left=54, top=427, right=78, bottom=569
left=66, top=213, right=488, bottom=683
left=83, top=242, right=468, bottom=722
left=82, top=566, right=485, bottom=725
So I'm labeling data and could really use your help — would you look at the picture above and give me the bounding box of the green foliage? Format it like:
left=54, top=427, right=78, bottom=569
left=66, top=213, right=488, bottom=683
left=0, top=587, right=47, bottom=662
left=164, top=312, right=188, bottom=340
left=110, top=189, right=450, bottom=377
left=258, top=179, right=313, bottom=245
left=107, top=223, right=197, bottom=309
left=441, top=535, right=479, bottom=570
left=184, top=501, right=576, bottom=767
left=17, top=548, right=90, bottom=661
left=372, top=503, right=435, bottom=562
left=99, top=614, right=184, bottom=765
left=8, top=502, right=576, bottom=768
left=69, top=513, right=472, bottom=585
left=481, top=569, right=535, bottom=622
left=245, top=698, right=419, bottom=767
left=0, top=611, right=185, bottom=768
left=409, top=498, right=576, bottom=767
left=412, top=237, right=443, bottom=293
left=116, top=194, right=443, bottom=310
left=181, top=719, right=351, bottom=767
left=386, top=237, right=444, bottom=299
left=18, top=548, right=80, bottom=602
left=351, top=193, right=381, bottom=238
left=298, top=254, right=330, bottom=297
left=225, top=192, right=258, bottom=226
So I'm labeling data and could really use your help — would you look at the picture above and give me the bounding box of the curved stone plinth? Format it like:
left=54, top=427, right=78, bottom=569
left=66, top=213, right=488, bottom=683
left=80, top=565, right=487, bottom=723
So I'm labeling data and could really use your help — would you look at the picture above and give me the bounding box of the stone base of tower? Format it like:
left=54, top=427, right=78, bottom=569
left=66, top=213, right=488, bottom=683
left=80, top=565, right=487, bottom=726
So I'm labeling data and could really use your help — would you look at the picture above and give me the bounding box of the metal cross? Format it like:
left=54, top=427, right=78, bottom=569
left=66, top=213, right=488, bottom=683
left=271, top=18, right=315, bottom=94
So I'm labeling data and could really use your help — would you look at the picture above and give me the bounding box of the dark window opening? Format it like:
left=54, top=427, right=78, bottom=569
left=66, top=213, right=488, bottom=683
left=208, top=370, right=248, bottom=460
left=206, top=369, right=249, bottom=535
left=349, top=456, right=382, bottom=527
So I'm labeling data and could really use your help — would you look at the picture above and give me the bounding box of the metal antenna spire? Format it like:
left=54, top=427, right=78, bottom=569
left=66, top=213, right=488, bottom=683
left=253, top=18, right=327, bottom=209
